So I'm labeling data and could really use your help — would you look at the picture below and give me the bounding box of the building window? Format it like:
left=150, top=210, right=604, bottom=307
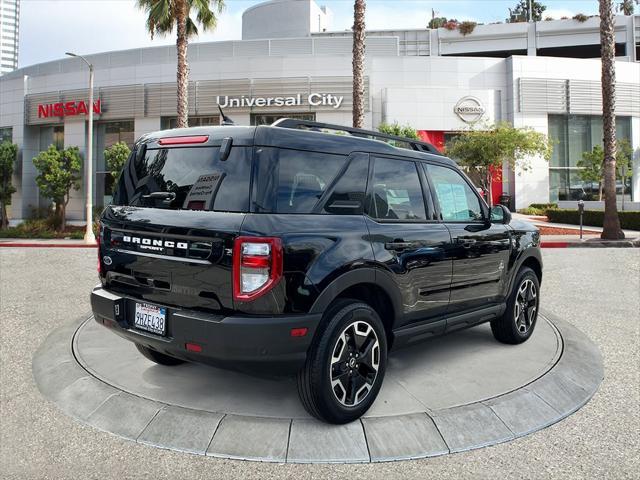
left=39, top=125, right=64, bottom=151
left=0, top=127, right=12, bottom=143
left=96, top=120, right=135, bottom=208
left=250, top=112, right=315, bottom=126
left=548, top=115, right=632, bottom=201
left=161, top=116, right=220, bottom=130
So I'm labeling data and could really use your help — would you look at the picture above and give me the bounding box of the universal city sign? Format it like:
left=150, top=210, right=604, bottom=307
left=217, top=93, right=344, bottom=109
left=37, top=100, right=102, bottom=119
left=453, top=96, right=486, bottom=123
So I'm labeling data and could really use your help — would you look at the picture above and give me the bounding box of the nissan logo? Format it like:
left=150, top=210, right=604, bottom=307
left=454, top=96, right=486, bottom=123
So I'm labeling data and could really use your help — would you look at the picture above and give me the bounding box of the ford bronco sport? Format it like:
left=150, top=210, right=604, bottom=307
left=91, top=119, right=542, bottom=424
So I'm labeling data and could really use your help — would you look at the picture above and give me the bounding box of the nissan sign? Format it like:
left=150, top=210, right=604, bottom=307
left=454, top=96, right=485, bottom=123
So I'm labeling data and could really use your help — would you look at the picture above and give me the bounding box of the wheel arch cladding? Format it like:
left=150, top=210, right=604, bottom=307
left=521, top=255, right=543, bottom=284
left=309, top=268, right=401, bottom=346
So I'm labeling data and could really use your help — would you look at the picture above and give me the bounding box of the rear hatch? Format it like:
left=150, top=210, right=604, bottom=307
left=100, top=131, right=253, bottom=313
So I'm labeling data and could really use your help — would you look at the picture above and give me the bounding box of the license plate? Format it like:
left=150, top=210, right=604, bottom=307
left=134, top=302, right=166, bottom=336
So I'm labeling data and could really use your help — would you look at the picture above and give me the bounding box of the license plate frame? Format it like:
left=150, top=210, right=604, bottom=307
left=134, top=302, right=167, bottom=336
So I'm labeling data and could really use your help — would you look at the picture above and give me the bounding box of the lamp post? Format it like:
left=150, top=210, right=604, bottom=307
left=66, top=52, right=95, bottom=243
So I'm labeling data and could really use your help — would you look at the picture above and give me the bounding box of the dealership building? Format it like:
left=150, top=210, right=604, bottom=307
left=0, top=0, right=639, bottom=221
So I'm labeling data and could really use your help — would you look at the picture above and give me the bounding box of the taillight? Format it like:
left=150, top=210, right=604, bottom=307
left=233, top=237, right=283, bottom=301
left=97, top=224, right=102, bottom=276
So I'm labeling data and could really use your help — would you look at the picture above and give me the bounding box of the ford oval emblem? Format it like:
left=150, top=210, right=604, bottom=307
left=103, top=256, right=113, bottom=266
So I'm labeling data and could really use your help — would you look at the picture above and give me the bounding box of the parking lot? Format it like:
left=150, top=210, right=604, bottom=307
left=1, top=248, right=638, bottom=479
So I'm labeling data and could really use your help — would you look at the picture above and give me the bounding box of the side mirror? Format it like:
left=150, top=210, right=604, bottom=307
left=490, top=204, right=511, bottom=224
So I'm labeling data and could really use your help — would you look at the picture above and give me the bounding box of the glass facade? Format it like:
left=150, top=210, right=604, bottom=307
left=96, top=120, right=134, bottom=207
left=548, top=115, right=632, bottom=201
left=161, top=116, right=220, bottom=129
left=39, top=125, right=64, bottom=151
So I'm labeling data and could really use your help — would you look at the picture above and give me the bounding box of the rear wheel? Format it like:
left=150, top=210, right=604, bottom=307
left=297, top=299, right=387, bottom=424
left=491, top=267, right=540, bottom=344
left=135, top=343, right=185, bottom=366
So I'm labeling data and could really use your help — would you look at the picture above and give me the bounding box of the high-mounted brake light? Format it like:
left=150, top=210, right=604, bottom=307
left=158, top=135, right=209, bottom=146
left=233, top=237, right=283, bottom=302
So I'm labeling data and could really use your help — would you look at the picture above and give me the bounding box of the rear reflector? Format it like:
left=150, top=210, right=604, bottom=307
left=158, top=135, right=209, bottom=146
left=290, top=328, right=308, bottom=337
left=185, top=342, right=203, bottom=353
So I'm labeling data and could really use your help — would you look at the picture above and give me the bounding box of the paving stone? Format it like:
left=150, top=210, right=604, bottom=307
left=362, top=413, right=448, bottom=461
left=33, top=358, right=89, bottom=401
left=431, top=402, right=514, bottom=453
left=485, top=390, right=561, bottom=436
left=55, top=376, right=119, bottom=421
left=287, top=419, right=369, bottom=463
left=138, top=406, right=223, bottom=455
left=207, top=415, right=289, bottom=462
left=527, top=370, right=591, bottom=417
left=87, top=393, right=162, bottom=439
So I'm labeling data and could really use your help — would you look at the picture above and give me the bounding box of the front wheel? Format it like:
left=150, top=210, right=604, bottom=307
left=297, top=299, right=387, bottom=424
left=491, top=267, right=540, bottom=344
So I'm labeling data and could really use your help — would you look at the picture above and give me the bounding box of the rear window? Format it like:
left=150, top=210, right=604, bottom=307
left=115, top=146, right=251, bottom=212
left=253, top=147, right=347, bottom=214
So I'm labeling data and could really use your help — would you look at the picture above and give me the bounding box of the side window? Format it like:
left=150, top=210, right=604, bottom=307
left=253, top=148, right=345, bottom=213
left=322, top=155, right=368, bottom=214
left=425, top=164, right=484, bottom=222
left=366, top=157, right=427, bottom=221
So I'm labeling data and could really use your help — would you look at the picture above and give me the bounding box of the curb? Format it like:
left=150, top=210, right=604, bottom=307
left=541, top=239, right=640, bottom=248
left=0, top=242, right=97, bottom=248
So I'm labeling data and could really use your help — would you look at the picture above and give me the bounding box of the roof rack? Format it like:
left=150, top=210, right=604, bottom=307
left=271, top=118, right=443, bottom=155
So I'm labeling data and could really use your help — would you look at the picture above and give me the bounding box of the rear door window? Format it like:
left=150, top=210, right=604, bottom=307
left=366, top=157, right=427, bottom=221
left=253, top=148, right=346, bottom=213
left=118, top=146, right=251, bottom=212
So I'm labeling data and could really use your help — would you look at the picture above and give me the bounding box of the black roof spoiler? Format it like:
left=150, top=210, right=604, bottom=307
left=271, top=118, right=443, bottom=155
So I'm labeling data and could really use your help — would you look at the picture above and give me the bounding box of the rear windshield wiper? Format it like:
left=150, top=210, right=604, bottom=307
left=142, top=192, right=176, bottom=202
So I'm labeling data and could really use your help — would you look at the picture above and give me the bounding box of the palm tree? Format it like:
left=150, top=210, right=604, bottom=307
left=599, top=0, right=624, bottom=239
left=137, top=0, right=225, bottom=128
left=352, top=0, right=366, bottom=128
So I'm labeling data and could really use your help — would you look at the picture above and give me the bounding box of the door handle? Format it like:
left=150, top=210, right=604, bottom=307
left=385, top=241, right=415, bottom=251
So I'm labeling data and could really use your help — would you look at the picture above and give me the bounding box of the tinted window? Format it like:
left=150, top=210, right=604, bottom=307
left=323, top=155, right=368, bottom=214
left=425, top=164, right=483, bottom=222
left=117, top=146, right=251, bottom=212
left=253, top=148, right=345, bottom=213
left=367, top=157, right=426, bottom=221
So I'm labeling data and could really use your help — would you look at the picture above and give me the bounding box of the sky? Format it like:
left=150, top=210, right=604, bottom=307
left=17, top=0, right=602, bottom=68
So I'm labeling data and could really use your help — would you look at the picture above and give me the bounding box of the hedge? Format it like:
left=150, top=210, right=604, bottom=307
left=545, top=209, right=640, bottom=231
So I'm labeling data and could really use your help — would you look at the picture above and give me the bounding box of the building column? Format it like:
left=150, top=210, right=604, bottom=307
left=63, top=119, right=87, bottom=221
left=527, top=22, right=537, bottom=56
left=134, top=117, right=161, bottom=140
left=631, top=116, right=640, bottom=203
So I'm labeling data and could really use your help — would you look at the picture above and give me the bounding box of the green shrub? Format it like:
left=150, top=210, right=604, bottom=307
left=545, top=209, right=640, bottom=231
left=529, top=203, right=558, bottom=210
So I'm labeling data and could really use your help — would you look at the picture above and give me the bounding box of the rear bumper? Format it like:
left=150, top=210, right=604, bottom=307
left=90, top=287, right=322, bottom=374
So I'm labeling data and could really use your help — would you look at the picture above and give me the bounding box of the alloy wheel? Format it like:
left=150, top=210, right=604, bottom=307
left=514, top=278, right=538, bottom=334
left=329, top=320, right=380, bottom=407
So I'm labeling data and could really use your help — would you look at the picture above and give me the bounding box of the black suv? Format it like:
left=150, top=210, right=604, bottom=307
left=91, top=119, right=542, bottom=424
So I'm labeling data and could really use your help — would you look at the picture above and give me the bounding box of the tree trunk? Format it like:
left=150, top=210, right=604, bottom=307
left=599, top=0, right=624, bottom=239
left=0, top=201, right=7, bottom=229
left=55, top=202, right=66, bottom=232
left=176, top=0, right=189, bottom=129
left=352, top=0, right=366, bottom=128
left=486, top=170, right=493, bottom=207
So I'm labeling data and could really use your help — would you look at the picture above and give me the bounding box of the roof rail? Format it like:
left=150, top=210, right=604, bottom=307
left=271, top=118, right=443, bottom=155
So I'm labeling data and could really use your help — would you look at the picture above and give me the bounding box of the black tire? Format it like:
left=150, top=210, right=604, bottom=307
left=491, top=267, right=540, bottom=344
left=135, top=343, right=185, bottom=366
left=297, top=298, right=388, bottom=424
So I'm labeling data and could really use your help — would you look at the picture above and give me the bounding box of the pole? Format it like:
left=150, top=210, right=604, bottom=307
left=85, top=64, right=96, bottom=243
left=578, top=199, right=584, bottom=240
left=528, top=0, right=533, bottom=22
